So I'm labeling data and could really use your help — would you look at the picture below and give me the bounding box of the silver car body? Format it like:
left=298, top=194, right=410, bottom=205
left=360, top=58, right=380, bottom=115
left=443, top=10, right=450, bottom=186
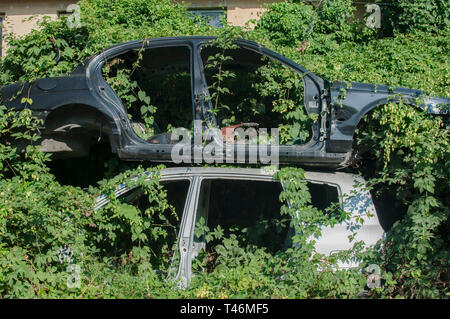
left=94, top=167, right=385, bottom=287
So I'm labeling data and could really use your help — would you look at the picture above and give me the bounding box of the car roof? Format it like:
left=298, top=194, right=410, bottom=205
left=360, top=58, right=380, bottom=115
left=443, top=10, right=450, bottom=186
left=159, top=166, right=363, bottom=182
left=76, top=36, right=318, bottom=80
left=93, top=166, right=365, bottom=210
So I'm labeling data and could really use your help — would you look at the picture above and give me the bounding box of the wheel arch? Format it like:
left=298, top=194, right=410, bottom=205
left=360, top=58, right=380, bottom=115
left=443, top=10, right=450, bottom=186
left=42, top=103, right=121, bottom=154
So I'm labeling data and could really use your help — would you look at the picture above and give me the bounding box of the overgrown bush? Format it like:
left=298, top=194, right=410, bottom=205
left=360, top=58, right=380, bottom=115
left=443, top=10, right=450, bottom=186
left=355, top=102, right=449, bottom=298
left=0, top=0, right=448, bottom=298
left=382, top=0, right=449, bottom=34
left=314, top=0, right=356, bottom=40
left=255, top=1, right=318, bottom=47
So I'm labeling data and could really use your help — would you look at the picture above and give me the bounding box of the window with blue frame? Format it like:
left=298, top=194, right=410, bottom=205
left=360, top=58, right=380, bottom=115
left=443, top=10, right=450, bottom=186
left=189, top=9, right=226, bottom=28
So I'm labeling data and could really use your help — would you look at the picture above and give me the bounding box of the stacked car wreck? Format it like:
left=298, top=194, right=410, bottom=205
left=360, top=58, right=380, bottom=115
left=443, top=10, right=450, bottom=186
left=1, top=37, right=449, bottom=288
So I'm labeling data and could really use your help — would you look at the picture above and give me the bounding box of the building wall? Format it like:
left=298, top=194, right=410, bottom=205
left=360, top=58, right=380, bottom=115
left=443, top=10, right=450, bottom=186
left=0, top=0, right=73, bottom=37
left=0, top=0, right=74, bottom=54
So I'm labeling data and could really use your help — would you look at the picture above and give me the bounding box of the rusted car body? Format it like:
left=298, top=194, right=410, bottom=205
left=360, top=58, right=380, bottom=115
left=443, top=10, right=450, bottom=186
left=2, top=37, right=448, bottom=167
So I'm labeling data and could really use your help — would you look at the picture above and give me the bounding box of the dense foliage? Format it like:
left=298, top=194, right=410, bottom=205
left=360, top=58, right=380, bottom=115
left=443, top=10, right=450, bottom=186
left=381, top=0, right=449, bottom=34
left=0, top=0, right=448, bottom=298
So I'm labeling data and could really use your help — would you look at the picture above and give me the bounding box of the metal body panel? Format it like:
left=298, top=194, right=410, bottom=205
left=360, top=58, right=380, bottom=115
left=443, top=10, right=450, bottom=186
left=329, top=81, right=449, bottom=153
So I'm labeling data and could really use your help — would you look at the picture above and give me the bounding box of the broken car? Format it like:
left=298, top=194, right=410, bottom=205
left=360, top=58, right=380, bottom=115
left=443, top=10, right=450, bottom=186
left=2, top=37, right=448, bottom=167
left=94, top=167, right=388, bottom=288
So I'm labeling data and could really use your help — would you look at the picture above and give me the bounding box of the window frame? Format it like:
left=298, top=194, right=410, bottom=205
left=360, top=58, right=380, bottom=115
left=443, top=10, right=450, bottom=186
left=57, top=10, right=71, bottom=18
left=94, top=174, right=195, bottom=283
left=197, top=41, right=321, bottom=150
left=95, top=42, right=196, bottom=144
left=188, top=8, right=227, bottom=28
left=193, top=175, right=286, bottom=243
left=187, top=174, right=344, bottom=279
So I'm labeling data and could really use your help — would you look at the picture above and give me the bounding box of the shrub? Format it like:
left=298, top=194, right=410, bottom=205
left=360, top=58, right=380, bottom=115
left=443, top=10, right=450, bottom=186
left=255, top=1, right=318, bottom=47
left=0, top=0, right=448, bottom=299
left=314, top=0, right=356, bottom=40
left=383, top=0, right=450, bottom=34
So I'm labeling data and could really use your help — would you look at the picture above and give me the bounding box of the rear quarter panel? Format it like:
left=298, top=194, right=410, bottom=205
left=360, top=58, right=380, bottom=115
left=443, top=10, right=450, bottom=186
left=306, top=171, right=384, bottom=269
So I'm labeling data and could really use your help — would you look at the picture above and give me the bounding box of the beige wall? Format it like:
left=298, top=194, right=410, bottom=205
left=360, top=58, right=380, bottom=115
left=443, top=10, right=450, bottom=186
left=0, top=0, right=74, bottom=36
left=183, top=0, right=368, bottom=26
left=0, top=0, right=74, bottom=54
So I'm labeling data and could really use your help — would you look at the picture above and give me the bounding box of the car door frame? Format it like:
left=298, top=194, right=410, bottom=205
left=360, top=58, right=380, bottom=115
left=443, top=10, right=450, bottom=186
left=194, top=39, right=355, bottom=167
left=94, top=169, right=197, bottom=285
left=86, top=37, right=210, bottom=161
left=172, top=168, right=385, bottom=287
left=173, top=169, right=278, bottom=287
left=86, top=37, right=353, bottom=167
